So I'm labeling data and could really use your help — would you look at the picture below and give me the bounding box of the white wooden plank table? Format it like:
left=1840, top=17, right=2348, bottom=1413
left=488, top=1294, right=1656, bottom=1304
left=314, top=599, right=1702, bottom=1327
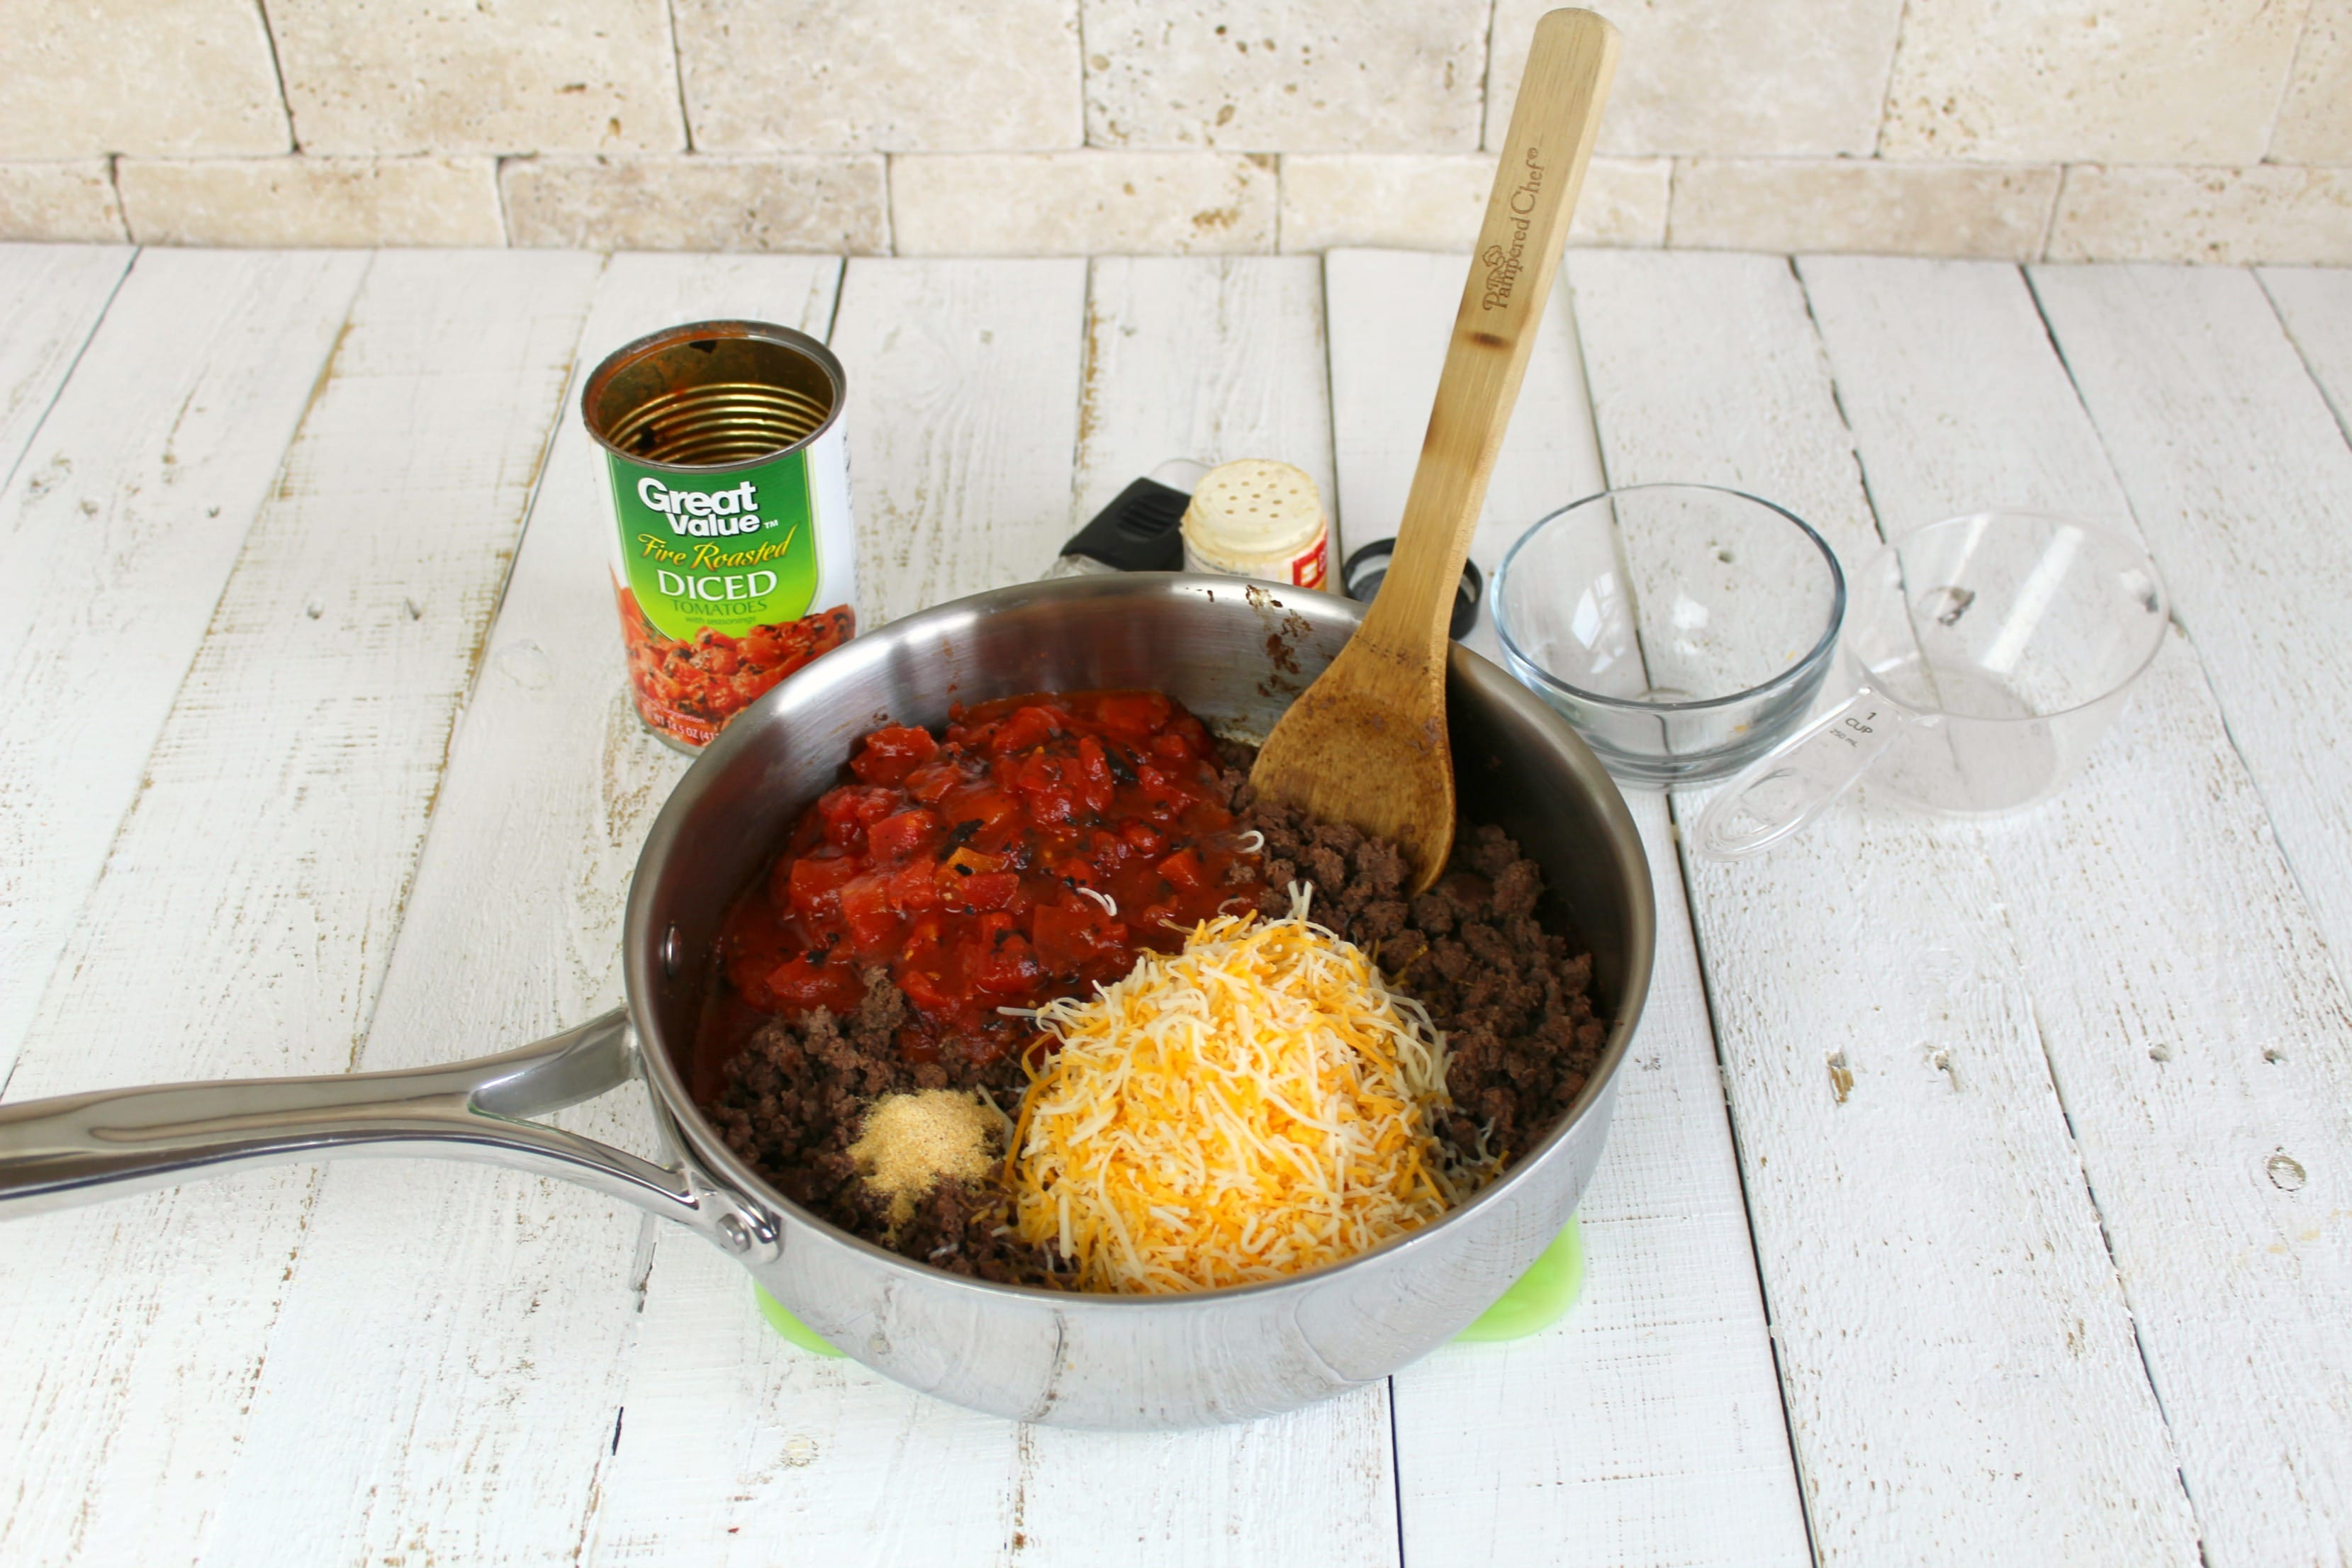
left=0, top=242, right=2346, bottom=1567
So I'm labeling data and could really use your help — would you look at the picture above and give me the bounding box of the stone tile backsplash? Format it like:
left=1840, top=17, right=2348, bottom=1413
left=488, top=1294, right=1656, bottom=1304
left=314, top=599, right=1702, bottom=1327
left=1, top=0, right=290, bottom=159
left=6, top=0, right=2348, bottom=261
left=1082, top=1, right=1489, bottom=152
left=2046, top=164, right=2352, bottom=264
left=1670, top=159, right=2061, bottom=259
left=116, top=157, right=507, bottom=247
left=1876, top=0, right=2312, bottom=164
left=0, top=162, right=129, bottom=245
left=674, top=0, right=1085, bottom=153
left=892, top=151, right=1277, bottom=254
left=1276, top=153, right=1669, bottom=250
left=1486, top=0, right=1906, bottom=157
left=503, top=155, right=892, bottom=252
left=2273, top=0, right=2352, bottom=166
left=267, top=0, right=687, bottom=157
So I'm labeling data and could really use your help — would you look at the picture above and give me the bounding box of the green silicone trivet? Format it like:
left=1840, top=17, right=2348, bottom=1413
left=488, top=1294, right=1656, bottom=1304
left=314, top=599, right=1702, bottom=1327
left=1453, top=1216, right=1584, bottom=1342
left=756, top=1281, right=846, bottom=1357
left=752, top=1214, right=1584, bottom=1356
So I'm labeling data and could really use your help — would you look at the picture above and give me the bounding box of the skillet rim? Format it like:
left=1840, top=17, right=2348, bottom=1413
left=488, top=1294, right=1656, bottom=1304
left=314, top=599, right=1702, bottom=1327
left=622, top=573, right=1654, bottom=1311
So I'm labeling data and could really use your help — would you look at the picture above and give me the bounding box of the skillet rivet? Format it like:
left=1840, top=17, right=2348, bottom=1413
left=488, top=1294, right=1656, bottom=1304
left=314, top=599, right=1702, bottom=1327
left=662, top=925, right=682, bottom=980
left=717, top=1213, right=751, bottom=1252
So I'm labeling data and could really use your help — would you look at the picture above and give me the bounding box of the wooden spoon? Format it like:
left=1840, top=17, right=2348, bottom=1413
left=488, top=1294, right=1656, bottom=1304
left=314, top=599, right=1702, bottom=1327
left=1249, top=9, right=1620, bottom=894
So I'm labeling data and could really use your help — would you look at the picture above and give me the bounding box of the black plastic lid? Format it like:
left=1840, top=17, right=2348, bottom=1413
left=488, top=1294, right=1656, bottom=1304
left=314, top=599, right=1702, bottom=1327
left=1340, top=538, right=1484, bottom=639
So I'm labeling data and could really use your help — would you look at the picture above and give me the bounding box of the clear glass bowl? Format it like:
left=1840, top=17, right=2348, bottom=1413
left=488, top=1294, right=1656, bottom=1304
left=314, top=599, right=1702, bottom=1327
left=1493, top=485, right=1846, bottom=786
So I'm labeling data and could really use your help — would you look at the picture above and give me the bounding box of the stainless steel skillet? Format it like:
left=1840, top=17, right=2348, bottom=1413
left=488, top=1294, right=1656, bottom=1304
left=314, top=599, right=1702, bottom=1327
left=0, top=573, right=1652, bottom=1429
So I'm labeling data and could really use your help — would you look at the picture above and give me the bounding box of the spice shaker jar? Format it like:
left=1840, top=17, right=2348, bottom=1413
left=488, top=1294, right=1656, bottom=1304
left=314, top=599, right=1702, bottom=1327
left=1180, top=459, right=1330, bottom=590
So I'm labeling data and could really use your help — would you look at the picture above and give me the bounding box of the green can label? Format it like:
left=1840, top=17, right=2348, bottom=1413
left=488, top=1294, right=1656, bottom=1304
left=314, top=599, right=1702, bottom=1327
left=607, top=449, right=819, bottom=642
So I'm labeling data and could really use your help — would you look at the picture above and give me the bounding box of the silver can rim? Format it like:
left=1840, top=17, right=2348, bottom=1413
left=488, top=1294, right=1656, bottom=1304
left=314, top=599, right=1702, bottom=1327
left=580, top=318, right=848, bottom=475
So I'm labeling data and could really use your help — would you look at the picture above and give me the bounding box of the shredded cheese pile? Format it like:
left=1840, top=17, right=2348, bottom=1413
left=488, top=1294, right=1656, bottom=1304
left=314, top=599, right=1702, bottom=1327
left=1007, top=887, right=1494, bottom=1294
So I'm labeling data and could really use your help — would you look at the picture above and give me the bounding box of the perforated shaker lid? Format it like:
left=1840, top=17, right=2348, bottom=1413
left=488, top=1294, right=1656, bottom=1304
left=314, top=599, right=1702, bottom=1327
left=1181, top=459, right=1326, bottom=560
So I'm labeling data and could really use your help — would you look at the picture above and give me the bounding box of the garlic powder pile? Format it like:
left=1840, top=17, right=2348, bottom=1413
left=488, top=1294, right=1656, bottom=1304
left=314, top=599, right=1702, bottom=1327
left=849, top=1089, right=1004, bottom=1228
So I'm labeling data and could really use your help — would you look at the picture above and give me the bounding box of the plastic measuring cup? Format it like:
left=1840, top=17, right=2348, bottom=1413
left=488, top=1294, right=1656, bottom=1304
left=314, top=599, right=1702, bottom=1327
left=1692, top=513, right=2167, bottom=858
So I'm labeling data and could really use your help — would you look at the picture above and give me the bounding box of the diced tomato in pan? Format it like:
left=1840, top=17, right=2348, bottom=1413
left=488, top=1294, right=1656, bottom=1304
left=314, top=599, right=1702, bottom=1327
left=784, top=853, right=859, bottom=919
left=707, top=688, right=1267, bottom=1071
left=866, top=807, right=938, bottom=863
left=1093, top=690, right=1170, bottom=739
left=943, top=870, right=1019, bottom=914
left=763, top=951, right=862, bottom=1014
left=1158, top=848, right=1208, bottom=891
left=850, top=724, right=939, bottom=785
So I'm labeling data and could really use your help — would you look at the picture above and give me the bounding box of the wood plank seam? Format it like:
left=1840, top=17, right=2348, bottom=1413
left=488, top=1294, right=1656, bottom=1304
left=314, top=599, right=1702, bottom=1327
left=350, top=254, right=846, bottom=1567
left=0, top=247, right=609, bottom=1567
left=0, top=247, right=379, bottom=1095
left=1384, top=1387, right=1406, bottom=1568
left=1564, top=269, right=1828, bottom=1567
left=1360, top=248, right=1809, bottom=1568
left=1786, top=254, right=1897, bottom=542
left=2016, top=262, right=2351, bottom=1003
left=1791, top=256, right=2201, bottom=1555
left=1994, top=257, right=2352, bottom=1561
left=1796, top=252, right=2346, bottom=1564
left=1568, top=248, right=2205, bottom=1562
left=0, top=246, right=134, bottom=496
left=2047, top=1048, right=2207, bottom=1544
left=422, top=253, right=613, bottom=812
left=2253, top=271, right=2352, bottom=449
left=158, top=247, right=705, bottom=1568
left=1645, top=825, right=1832, bottom=1568
left=1983, top=703, right=2277, bottom=1568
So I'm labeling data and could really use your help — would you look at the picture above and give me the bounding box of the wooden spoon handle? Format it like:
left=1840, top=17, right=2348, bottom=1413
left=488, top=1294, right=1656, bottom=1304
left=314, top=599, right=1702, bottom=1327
left=1357, top=9, right=1619, bottom=658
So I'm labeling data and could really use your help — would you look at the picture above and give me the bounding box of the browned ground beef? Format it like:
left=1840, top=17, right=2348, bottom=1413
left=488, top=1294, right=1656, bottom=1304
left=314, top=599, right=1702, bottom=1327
left=1231, top=783, right=1609, bottom=1165
left=702, top=981, right=1055, bottom=1284
left=706, top=755, right=1608, bottom=1289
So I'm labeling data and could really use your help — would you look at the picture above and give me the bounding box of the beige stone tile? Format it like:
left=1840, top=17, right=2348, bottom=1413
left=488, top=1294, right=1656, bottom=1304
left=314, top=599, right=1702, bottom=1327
left=1881, top=0, right=2309, bottom=163
left=2273, top=0, right=2352, bottom=163
left=1083, top=0, right=1486, bottom=152
left=1669, top=157, right=2059, bottom=259
left=118, top=158, right=505, bottom=247
left=1276, top=154, right=1667, bottom=251
left=2046, top=164, right=2352, bottom=264
left=0, top=163, right=129, bottom=242
left=891, top=152, right=1274, bottom=254
left=1484, top=0, right=1903, bottom=157
left=0, top=0, right=287, bottom=158
left=267, top=0, right=683, bottom=155
left=676, top=0, right=1080, bottom=152
left=502, top=156, right=889, bottom=252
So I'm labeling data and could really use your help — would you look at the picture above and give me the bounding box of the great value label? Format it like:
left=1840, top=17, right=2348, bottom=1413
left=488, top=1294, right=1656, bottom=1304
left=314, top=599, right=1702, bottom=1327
left=605, top=438, right=846, bottom=641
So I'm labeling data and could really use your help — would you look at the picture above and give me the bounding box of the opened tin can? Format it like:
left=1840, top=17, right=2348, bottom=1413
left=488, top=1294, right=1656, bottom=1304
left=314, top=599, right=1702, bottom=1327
left=582, top=320, right=857, bottom=751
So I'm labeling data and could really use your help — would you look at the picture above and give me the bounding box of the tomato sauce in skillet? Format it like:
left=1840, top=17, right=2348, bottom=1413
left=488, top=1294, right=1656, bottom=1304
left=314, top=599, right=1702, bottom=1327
left=704, top=690, right=1265, bottom=1075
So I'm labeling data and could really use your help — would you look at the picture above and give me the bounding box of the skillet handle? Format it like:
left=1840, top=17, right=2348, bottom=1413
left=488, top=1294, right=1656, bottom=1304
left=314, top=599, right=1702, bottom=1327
left=0, top=1009, right=780, bottom=1260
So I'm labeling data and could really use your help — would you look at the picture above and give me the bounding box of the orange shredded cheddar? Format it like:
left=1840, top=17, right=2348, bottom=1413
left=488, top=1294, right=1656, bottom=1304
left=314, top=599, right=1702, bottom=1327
left=1008, top=885, right=1494, bottom=1294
